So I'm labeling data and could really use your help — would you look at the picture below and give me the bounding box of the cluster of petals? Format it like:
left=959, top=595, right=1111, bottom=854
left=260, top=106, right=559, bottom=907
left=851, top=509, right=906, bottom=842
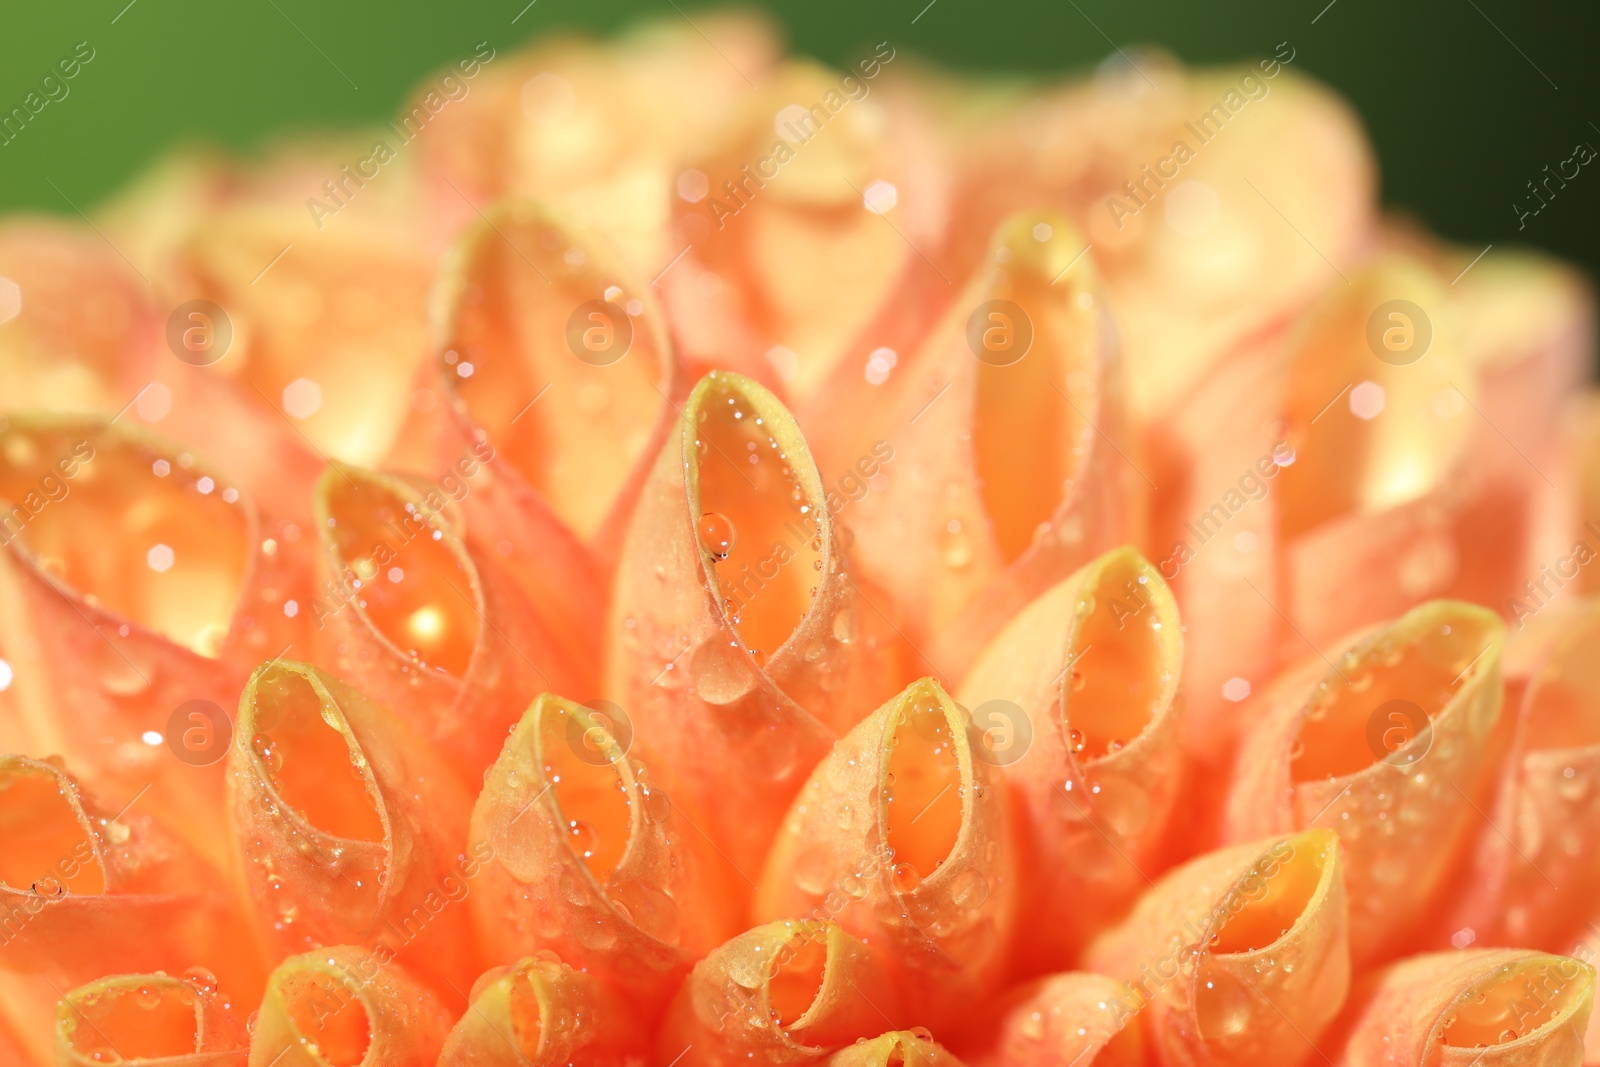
left=1, top=12, right=1598, bottom=1067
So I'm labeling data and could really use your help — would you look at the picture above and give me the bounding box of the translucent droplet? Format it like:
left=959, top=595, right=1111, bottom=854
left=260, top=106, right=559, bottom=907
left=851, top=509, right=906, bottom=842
left=698, top=511, right=736, bottom=561
left=252, top=734, right=282, bottom=774
left=892, top=862, right=922, bottom=894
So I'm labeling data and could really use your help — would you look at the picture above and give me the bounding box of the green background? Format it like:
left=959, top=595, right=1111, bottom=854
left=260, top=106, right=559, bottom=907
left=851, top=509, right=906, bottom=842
left=1, top=0, right=1596, bottom=279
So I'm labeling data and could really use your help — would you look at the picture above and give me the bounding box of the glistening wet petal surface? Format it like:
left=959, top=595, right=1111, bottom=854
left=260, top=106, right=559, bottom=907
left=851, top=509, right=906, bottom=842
left=320, top=470, right=480, bottom=677
left=692, top=374, right=823, bottom=661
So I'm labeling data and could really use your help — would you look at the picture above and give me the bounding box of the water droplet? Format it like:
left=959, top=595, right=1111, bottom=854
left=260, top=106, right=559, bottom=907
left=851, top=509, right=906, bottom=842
left=691, top=640, right=758, bottom=705
left=1272, top=441, right=1296, bottom=466
left=698, top=511, right=736, bottom=561
left=1068, top=729, right=1086, bottom=754
left=182, top=967, right=219, bottom=995
left=252, top=734, right=282, bottom=774
left=892, top=862, right=922, bottom=893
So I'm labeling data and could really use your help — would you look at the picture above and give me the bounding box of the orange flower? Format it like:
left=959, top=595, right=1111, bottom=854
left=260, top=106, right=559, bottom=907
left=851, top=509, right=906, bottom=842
left=0, top=11, right=1597, bottom=1067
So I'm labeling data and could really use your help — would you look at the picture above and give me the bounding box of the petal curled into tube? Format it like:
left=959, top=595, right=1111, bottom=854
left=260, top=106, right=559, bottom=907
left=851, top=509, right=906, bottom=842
left=469, top=693, right=738, bottom=1021
left=958, top=545, right=1184, bottom=973
left=429, top=200, right=679, bottom=575
left=1223, top=599, right=1505, bottom=965
left=822, top=1030, right=969, bottom=1067
left=0, top=418, right=313, bottom=874
left=1441, top=599, right=1600, bottom=951
left=313, top=462, right=581, bottom=777
left=657, top=919, right=900, bottom=1067
left=228, top=660, right=479, bottom=993
left=247, top=946, right=451, bottom=1067
left=1084, top=830, right=1350, bottom=1067
left=437, top=955, right=644, bottom=1067
left=814, top=210, right=1132, bottom=680
left=0, top=755, right=258, bottom=997
left=755, top=677, right=1016, bottom=1031
left=1327, top=949, right=1594, bottom=1067
left=54, top=971, right=248, bottom=1067
left=607, top=370, right=905, bottom=873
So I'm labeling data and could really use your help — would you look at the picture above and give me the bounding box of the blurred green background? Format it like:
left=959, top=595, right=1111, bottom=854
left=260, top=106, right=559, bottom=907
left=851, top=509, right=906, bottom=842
left=1, top=0, right=1596, bottom=278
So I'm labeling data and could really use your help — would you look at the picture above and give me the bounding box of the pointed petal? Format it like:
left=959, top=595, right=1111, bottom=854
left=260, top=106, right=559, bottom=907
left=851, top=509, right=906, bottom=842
left=1084, top=830, right=1350, bottom=1067
left=1276, top=247, right=1541, bottom=651
left=469, top=693, right=738, bottom=1019
left=755, top=678, right=1016, bottom=1027
left=54, top=971, right=248, bottom=1067
left=958, top=545, right=1184, bottom=972
left=228, top=661, right=479, bottom=993
left=1222, top=600, right=1505, bottom=965
left=0, top=755, right=261, bottom=996
left=247, top=946, right=451, bottom=1067
left=437, top=956, right=644, bottom=1067
left=814, top=210, right=1132, bottom=678
left=0, top=417, right=314, bottom=873
left=953, top=972, right=1144, bottom=1067
left=313, top=463, right=584, bottom=776
left=1329, top=949, right=1594, bottom=1067
left=657, top=919, right=900, bottom=1066
left=1441, top=600, right=1600, bottom=949
left=432, top=200, right=680, bottom=566
left=606, top=370, right=906, bottom=873
left=955, top=62, right=1375, bottom=425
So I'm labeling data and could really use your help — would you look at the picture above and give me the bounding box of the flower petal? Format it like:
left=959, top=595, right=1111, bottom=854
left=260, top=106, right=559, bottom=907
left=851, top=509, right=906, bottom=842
left=1222, top=600, right=1505, bottom=965
left=0, top=417, right=313, bottom=873
left=54, top=971, right=248, bottom=1067
left=469, top=693, right=738, bottom=1020
left=952, top=972, right=1144, bottom=1067
left=437, top=956, right=644, bottom=1067
left=247, top=946, right=452, bottom=1067
left=657, top=919, right=900, bottom=1066
left=313, top=463, right=583, bottom=775
left=755, top=677, right=1016, bottom=1027
left=1328, top=949, right=1594, bottom=1067
left=814, top=210, right=1132, bottom=678
left=228, top=661, right=479, bottom=993
left=958, top=545, right=1184, bottom=972
left=431, top=200, right=679, bottom=565
left=1084, top=830, right=1349, bottom=1067
left=0, top=755, right=259, bottom=996
left=822, top=1030, right=969, bottom=1067
left=664, top=59, right=936, bottom=400
left=607, top=370, right=906, bottom=873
